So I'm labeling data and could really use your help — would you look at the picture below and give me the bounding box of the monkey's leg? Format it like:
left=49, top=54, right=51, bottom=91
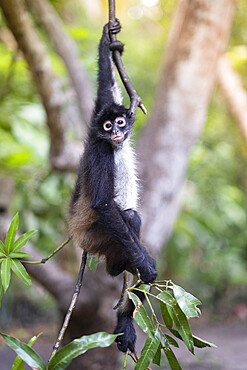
left=94, top=201, right=157, bottom=283
left=114, top=274, right=144, bottom=353
left=105, top=209, right=141, bottom=276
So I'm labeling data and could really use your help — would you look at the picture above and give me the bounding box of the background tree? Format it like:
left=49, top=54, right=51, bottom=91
left=1, top=0, right=247, bottom=368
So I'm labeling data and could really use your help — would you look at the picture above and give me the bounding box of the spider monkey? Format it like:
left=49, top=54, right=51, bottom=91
left=68, top=20, right=157, bottom=353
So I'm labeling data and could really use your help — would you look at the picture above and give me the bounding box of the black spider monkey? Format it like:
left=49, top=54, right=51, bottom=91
left=68, top=20, right=157, bottom=353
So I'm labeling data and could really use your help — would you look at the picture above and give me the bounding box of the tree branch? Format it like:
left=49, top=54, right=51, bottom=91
left=108, top=0, right=147, bottom=116
left=27, top=0, right=94, bottom=125
left=0, top=0, right=84, bottom=172
left=217, top=55, right=247, bottom=142
left=0, top=0, right=66, bottom=158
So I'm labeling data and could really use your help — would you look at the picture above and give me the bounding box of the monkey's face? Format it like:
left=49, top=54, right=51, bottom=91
left=92, top=104, right=134, bottom=147
left=102, top=116, right=129, bottom=145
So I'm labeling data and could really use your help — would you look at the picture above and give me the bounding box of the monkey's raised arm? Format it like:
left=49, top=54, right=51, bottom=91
left=94, top=23, right=123, bottom=114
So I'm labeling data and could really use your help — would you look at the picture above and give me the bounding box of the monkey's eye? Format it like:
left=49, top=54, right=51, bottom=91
left=115, top=117, right=126, bottom=127
left=103, top=121, right=113, bottom=131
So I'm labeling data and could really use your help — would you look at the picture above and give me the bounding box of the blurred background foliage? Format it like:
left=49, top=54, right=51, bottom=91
left=0, top=0, right=247, bottom=322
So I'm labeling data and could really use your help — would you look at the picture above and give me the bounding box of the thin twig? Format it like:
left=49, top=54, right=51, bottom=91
left=48, top=250, right=88, bottom=362
left=128, top=351, right=137, bottom=363
left=133, top=348, right=139, bottom=362
left=108, top=0, right=147, bottom=117
left=22, top=237, right=72, bottom=264
left=113, top=271, right=127, bottom=310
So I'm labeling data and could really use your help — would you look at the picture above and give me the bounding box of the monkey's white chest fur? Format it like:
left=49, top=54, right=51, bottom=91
left=114, top=140, right=138, bottom=211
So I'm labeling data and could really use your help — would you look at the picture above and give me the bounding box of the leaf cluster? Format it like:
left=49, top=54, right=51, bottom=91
left=0, top=213, right=37, bottom=305
left=0, top=331, right=119, bottom=370
left=127, top=281, right=216, bottom=369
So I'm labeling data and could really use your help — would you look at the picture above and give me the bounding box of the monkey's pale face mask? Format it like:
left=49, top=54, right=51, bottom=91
left=102, top=116, right=129, bottom=145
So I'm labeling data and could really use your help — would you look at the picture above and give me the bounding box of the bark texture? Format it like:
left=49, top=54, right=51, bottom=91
left=138, top=0, right=237, bottom=255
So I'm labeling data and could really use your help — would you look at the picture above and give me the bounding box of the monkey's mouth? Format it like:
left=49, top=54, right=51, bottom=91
left=112, top=133, right=124, bottom=142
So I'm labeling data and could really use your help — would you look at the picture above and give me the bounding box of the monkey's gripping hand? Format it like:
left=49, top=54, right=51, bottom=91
left=136, top=253, right=157, bottom=284
left=103, top=20, right=124, bottom=55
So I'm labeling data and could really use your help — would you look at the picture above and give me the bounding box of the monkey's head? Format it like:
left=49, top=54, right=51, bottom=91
left=93, top=103, right=135, bottom=148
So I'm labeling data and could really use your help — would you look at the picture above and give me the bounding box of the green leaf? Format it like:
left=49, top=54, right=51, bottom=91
left=163, top=347, right=182, bottom=370
left=12, top=230, right=37, bottom=253
left=5, top=213, right=19, bottom=254
left=173, top=285, right=201, bottom=319
left=86, top=254, right=98, bottom=272
left=135, top=284, right=151, bottom=293
left=160, top=301, right=173, bottom=328
left=0, top=280, right=3, bottom=307
left=128, top=291, right=154, bottom=338
left=48, top=332, right=118, bottom=370
left=0, top=333, right=46, bottom=370
left=164, top=334, right=179, bottom=348
left=12, top=333, right=42, bottom=370
left=0, top=240, right=5, bottom=253
left=156, top=290, right=175, bottom=306
left=167, top=303, right=194, bottom=354
left=169, top=329, right=216, bottom=349
left=1, top=258, right=11, bottom=292
left=135, top=335, right=160, bottom=370
left=10, top=259, right=32, bottom=287
left=153, top=343, right=162, bottom=366
left=192, top=335, right=217, bottom=348
left=11, top=356, right=25, bottom=370
left=9, top=252, right=32, bottom=259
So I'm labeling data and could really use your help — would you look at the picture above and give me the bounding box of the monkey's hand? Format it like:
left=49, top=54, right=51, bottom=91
left=137, top=255, right=157, bottom=284
left=109, top=18, right=122, bottom=35
left=109, top=19, right=124, bottom=54
left=102, top=20, right=124, bottom=54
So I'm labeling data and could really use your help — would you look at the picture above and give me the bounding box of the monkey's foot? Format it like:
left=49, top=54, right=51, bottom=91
left=137, top=256, right=157, bottom=284
left=114, top=315, right=136, bottom=353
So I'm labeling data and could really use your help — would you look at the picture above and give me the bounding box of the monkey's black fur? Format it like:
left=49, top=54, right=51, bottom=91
left=69, top=21, right=157, bottom=353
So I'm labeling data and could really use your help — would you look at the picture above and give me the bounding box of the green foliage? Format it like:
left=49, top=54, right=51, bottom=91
left=86, top=253, right=98, bottom=272
left=1, top=332, right=119, bottom=370
left=0, top=213, right=37, bottom=303
left=11, top=333, right=42, bottom=370
left=126, top=281, right=215, bottom=369
left=48, top=332, right=119, bottom=370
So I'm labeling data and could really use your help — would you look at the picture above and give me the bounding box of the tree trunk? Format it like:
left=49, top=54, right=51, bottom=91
left=138, top=0, right=237, bottom=256
left=217, top=55, right=247, bottom=142
left=27, top=0, right=94, bottom=124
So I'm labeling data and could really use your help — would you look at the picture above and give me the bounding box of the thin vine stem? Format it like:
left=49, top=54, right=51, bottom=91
left=22, top=237, right=72, bottom=264
left=108, top=0, right=147, bottom=116
left=48, top=250, right=88, bottom=362
left=145, top=292, right=160, bottom=327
